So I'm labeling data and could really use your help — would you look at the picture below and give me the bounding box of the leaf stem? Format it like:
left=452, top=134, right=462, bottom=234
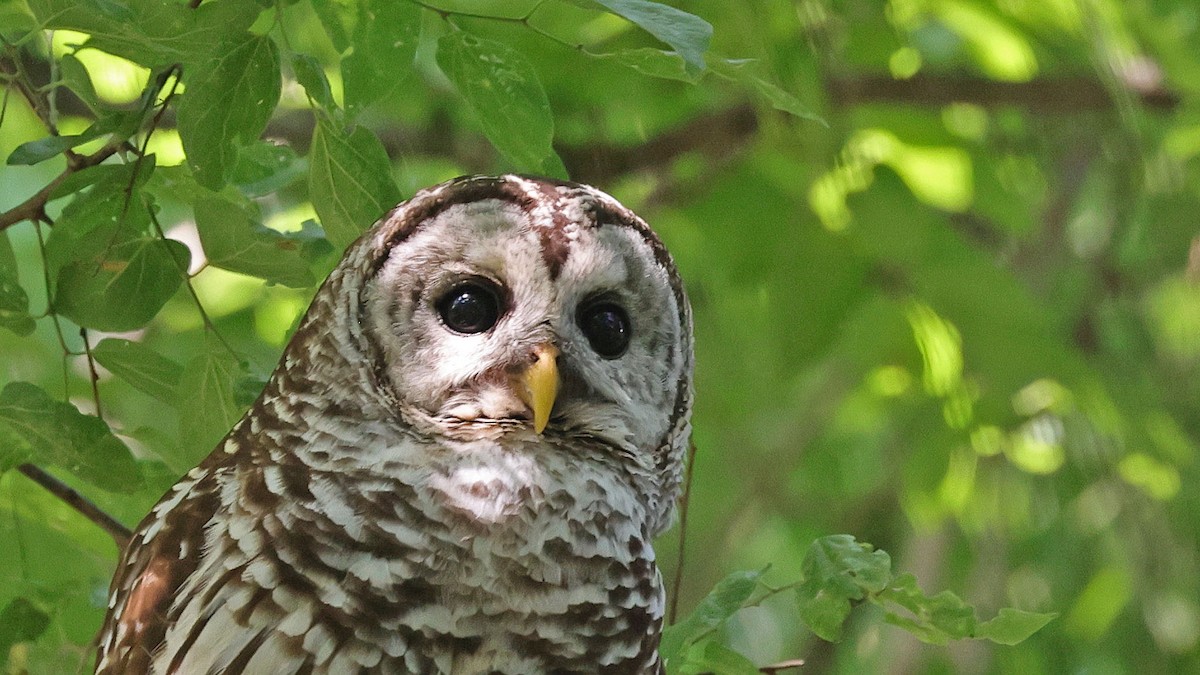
left=81, top=328, right=103, bottom=419
left=32, top=218, right=74, bottom=396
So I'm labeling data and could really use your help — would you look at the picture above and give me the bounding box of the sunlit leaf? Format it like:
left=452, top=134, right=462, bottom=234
left=436, top=31, right=565, bottom=176
left=177, top=32, right=281, bottom=189
left=308, top=119, right=399, bottom=249
left=91, top=338, right=184, bottom=404
left=57, top=52, right=102, bottom=112
left=976, top=608, right=1057, bottom=645
left=0, top=382, right=141, bottom=492
left=194, top=197, right=316, bottom=288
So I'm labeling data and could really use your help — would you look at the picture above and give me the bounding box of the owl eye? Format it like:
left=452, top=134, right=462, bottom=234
left=579, top=301, right=631, bottom=358
left=437, top=281, right=502, bottom=334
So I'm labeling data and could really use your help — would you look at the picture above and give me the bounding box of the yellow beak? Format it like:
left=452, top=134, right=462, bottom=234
left=514, top=344, right=559, bottom=434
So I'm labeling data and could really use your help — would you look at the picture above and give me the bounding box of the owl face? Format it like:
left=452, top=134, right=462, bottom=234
left=360, top=178, right=690, bottom=464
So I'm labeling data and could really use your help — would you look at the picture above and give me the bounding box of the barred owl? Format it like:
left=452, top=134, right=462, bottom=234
left=95, top=175, right=694, bottom=674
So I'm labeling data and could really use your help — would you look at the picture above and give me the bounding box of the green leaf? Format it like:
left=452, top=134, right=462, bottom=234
left=309, top=0, right=353, bottom=52
left=710, top=58, right=824, bottom=124
left=0, top=598, right=51, bottom=667
left=58, top=52, right=102, bottom=112
left=193, top=196, right=316, bottom=288
left=597, top=47, right=701, bottom=83
left=436, top=31, right=565, bottom=176
left=177, top=337, right=244, bottom=459
left=660, top=568, right=765, bottom=661
left=308, top=119, right=399, bottom=249
left=673, top=640, right=760, bottom=675
left=0, top=231, right=35, bottom=337
left=291, top=53, right=336, bottom=111
left=231, top=141, right=306, bottom=197
left=342, top=0, right=420, bottom=117
left=177, top=33, right=281, bottom=189
left=875, top=573, right=976, bottom=645
left=582, top=0, right=712, bottom=74
left=975, top=608, right=1058, bottom=645
left=796, top=534, right=892, bottom=641
left=5, top=114, right=121, bottom=165
left=91, top=338, right=184, bottom=404
left=0, top=382, right=141, bottom=492
left=54, top=232, right=189, bottom=332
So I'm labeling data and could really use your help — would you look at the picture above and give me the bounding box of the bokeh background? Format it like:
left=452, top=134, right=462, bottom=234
left=2, top=0, right=1199, bottom=672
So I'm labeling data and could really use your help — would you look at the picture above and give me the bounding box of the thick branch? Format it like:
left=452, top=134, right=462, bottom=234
left=827, top=73, right=1179, bottom=111
left=17, top=463, right=132, bottom=550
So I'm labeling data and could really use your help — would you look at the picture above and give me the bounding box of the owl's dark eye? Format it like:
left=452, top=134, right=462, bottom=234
left=579, top=301, right=631, bottom=358
left=437, top=282, right=501, bottom=334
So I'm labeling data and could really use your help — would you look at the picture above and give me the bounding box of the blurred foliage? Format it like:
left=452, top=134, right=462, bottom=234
left=1, top=0, right=1198, bottom=672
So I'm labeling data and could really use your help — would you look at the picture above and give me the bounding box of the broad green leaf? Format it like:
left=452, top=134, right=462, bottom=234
left=0, top=382, right=141, bottom=492
left=673, top=640, right=760, bottom=675
left=796, top=534, right=892, bottom=641
left=0, top=3, right=37, bottom=42
left=581, top=0, right=712, bottom=74
left=177, top=33, right=281, bottom=189
left=0, top=231, right=35, bottom=337
left=291, top=53, right=336, bottom=111
left=91, top=338, right=184, bottom=404
left=193, top=197, right=316, bottom=288
left=342, top=0, right=420, bottom=116
left=660, top=568, right=765, bottom=661
left=58, top=53, right=101, bottom=112
left=308, top=119, right=399, bottom=248
left=710, top=58, right=824, bottom=124
left=436, top=31, right=565, bottom=176
left=975, top=608, right=1057, bottom=645
left=231, top=141, right=305, bottom=197
left=54, top=233, right=189, bottom=332
left=30, top=0, right=260, bottom=67
left=0, top=598, right=51, bottom=667
left=177, top=338, right=244, bottom=458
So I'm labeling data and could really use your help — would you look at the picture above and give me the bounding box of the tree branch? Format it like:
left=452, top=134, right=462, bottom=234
left=17, top=463, right=132, bottom=550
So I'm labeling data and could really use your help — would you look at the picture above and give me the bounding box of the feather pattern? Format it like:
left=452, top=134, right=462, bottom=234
left=96, top=175, right=693, bottom=674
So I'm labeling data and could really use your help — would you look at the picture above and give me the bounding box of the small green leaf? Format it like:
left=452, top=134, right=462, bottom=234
left=55, top=233, right=189, bottom=332
left=711, top=58, right=824, bottom=124
left=177, top=338, right=244, bottom=459
left=975, top=608, right=1057, bottom=645
left=582, top=0, right=712, bottom=74
left=0, top=231, right=35, bottom=337
left=796, top=534, right=892, bottom=641
left=308, top=119, right=399, bottom=249
left=0, top=382, right=141, bottom=492
left=597, top=48, right=701, bottom=83
left=291, top=53, right=336, bottom=111
left=876, top=574, right=976, bottom=645
left=673, top=640, right=760, bottom=675
left=177, top=32, right=281, bottom=189
left=342, top=0, right=420, bottom=116
left=661, top=568, right=765, bottom=661
left=0, top=598, right=51, bottom=665
left=194, top=196, right=316, bottom=288
left=436, top=31, right=565, bottom=176
left=91, top=338, right=185, bottom=404
left=5, top=114, right=120, bottom=165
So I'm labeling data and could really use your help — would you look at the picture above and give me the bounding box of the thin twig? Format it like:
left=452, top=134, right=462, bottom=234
left=32, top=218, right=76, bottom=396
left=81, top=328, right=103, bottom=419
left=17, top=464, right=132, bottom=550
left=668, top=438, right=699, bottom=625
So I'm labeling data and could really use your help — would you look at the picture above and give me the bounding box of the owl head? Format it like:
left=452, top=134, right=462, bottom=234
left=286, top=175, right=693, bottom=533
